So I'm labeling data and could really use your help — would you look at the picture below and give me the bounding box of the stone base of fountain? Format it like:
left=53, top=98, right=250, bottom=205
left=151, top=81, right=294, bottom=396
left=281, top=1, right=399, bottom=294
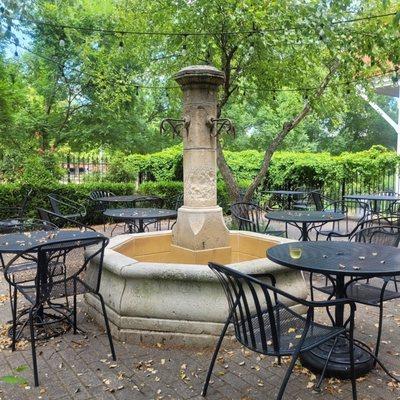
left=84, top=230, right=308, bottom=347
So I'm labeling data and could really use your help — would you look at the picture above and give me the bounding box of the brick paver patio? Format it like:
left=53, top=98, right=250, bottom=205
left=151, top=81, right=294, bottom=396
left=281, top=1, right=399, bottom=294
left=0, top=221, right=400, bottom=400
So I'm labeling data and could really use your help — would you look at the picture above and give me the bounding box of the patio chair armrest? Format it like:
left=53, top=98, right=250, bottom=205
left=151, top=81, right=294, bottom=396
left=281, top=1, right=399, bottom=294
left=54, top=214, right=95, bottom=231
left=248, top=272, right=276, bottom=286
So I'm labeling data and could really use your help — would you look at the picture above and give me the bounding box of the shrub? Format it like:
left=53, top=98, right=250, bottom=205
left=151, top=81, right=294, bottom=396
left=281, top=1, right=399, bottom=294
left=0, top=182, right=136, bottom=224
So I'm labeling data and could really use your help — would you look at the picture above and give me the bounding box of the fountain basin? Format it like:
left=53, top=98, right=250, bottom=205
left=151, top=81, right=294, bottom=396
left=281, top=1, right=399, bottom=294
left=85, top=230, right=308, bottom=347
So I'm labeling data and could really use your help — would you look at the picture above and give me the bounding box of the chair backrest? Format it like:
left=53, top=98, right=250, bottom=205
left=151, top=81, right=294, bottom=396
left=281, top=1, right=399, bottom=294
left=310, top=191, right=324, bottom=211
left=208, top=262, right=297, bottom=354
left=230, top=202, right=263, bottom=232
left=351, top=225, right=400, bottom=247
left=174, top=194, right=184, bottom=210
left=88, top=190, right=115, bottom=201
left=48, top=193, right=85, bottom=218
left=19, top=188, right=33, bottom=218
left=37, top=208, right=95, bottom=231
left=4, top=235, right=109, bottom=304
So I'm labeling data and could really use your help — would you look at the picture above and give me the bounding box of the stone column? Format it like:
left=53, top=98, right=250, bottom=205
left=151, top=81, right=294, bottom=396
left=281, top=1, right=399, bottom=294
left=172, top=65, right=230, bottom=250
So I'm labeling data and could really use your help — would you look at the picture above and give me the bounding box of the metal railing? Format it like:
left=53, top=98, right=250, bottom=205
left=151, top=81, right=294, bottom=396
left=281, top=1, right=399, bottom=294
left=61, top=154, right=109, bottom=183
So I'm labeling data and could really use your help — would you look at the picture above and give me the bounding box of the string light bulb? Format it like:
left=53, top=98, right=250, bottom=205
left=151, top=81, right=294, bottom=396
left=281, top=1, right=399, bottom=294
left=182, top=34, right=188, bottom=56
left=59, top=38, right=65, bottom=47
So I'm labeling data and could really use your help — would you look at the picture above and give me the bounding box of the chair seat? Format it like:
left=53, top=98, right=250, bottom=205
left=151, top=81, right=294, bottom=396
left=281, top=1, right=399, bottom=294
left=18, top=276, right=87, bottom=304
left=238, top=303, right=344, bottom=356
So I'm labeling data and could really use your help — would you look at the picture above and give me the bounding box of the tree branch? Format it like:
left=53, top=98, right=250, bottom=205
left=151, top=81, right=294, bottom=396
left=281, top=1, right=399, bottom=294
left=243, top=59, right=340, bottom=202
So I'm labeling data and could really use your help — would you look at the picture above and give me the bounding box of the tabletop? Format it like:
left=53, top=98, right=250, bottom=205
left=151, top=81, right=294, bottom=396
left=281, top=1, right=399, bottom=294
left=265, top=190, right=308, bottom=196
left=344, top=194, right=400, bottom=202
left=0, top=230, right=104, bottom=254
left=266, top=210, right=345, bottom=223
left=96, top=195, right=145, bottom=203
left=267, top=241, right=400, bottom=277
left=103, top=208, right=177, bottom=220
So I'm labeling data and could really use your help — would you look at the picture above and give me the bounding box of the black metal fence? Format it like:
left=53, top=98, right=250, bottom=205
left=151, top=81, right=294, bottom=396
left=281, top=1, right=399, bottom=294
left=60, top=155, right=398, bottom=200
left=61, top=154, right=109, bottom=183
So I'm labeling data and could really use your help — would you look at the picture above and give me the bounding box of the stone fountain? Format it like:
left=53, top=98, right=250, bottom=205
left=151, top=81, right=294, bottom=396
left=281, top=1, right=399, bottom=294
left=85, top=66, right=307, bottom=346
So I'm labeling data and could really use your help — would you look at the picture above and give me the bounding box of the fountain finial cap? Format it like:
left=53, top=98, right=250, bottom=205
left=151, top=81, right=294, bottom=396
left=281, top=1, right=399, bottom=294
left=174, top=65, right=225, bottom=87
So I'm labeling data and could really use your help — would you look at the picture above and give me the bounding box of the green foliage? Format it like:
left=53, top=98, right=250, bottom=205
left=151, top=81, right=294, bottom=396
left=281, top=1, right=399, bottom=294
left=0, top=365, right=29, bottom=386
left=111, top=145, right=399, bottom=193
left=106, top=145, right=183, bottom=183
left=0, top=182, right=135, bottom=223
left=0, top=150, right=64, bottom=185
left=138, top=181, right=183, bottom=209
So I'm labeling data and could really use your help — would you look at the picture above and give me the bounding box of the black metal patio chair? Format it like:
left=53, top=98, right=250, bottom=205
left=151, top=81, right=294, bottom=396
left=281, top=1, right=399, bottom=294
left=315, top=202, right=370, bottom=241
left=202, top=263, right=357, bottom=400
left=135, top=195, right=165, bottom=231
left=0, top=219, right=59, bottom=315
left=88, top=190, right=116, bottom=231
left=48, top=193, right=86, bottom=222
left=4, top=234, right=114, bottom=386
left=167, top=193, right=183, bottom=230
left=37, top=208, right=95, bottom=232
left=344, top=225, right=400, bottom=362
left=310, top=190, right=349, bottom=231
left=230, top=202, right=287, bottom=237
left=310, top=225, right=400, bottom=363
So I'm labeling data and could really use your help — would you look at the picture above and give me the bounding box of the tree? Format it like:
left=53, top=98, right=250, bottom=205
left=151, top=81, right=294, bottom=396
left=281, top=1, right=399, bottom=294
left=1, top=0, right=399, bottom=197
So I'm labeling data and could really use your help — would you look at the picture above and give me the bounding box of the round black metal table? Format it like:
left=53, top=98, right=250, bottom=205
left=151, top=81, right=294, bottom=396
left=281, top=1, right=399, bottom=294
left=267, top=241, right=400, bottom=378
left=344, top=194, right=400, bottom=215
left=0, top=230, right=105, bottom=340
left=265, top=210, right=345, bottom=241
left=103, top=208, right=177, bottom=233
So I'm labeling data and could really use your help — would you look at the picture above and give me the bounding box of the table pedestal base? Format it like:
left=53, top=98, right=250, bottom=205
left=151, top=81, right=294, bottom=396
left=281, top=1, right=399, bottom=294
left=300, top=336, right=374, bottom=379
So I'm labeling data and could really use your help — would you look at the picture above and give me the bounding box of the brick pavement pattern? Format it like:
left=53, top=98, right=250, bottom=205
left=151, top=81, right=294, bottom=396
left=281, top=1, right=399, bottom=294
left=0, top=222, right=400, bottom=399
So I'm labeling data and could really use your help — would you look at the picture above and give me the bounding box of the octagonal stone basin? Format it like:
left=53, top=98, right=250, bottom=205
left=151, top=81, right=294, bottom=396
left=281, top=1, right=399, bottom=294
left=85, top=230, right=308, bottom=347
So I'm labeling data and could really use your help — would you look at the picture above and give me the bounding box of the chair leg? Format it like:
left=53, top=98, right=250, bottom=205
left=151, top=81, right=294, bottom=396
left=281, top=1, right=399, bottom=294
left=98, top=294, right=116, bottom=361
left=276, top=344, right=303, bottom=400
left=373, top=301, right=384, bottom=365
left=11, top=286, right=17, bottom=351
left=73, top=279, right=77, bottom=334
left=28, top=309, right=39, bottom=387
left=202, top=316, right=231, bottom=397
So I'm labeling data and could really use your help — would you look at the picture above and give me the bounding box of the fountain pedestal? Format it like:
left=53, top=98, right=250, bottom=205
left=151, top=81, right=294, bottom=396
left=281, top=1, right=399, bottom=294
left=84, top=65, right=308, bottom=347
left=172, top=66, right=229, bottom=250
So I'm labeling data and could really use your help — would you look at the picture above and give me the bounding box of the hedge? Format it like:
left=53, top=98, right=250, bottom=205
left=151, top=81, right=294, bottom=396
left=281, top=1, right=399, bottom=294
left=0, top=182, right=135, bottom=224
left=105, top=145, right=400, bottom=198
left=0, top=180, right=244, bottom=225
